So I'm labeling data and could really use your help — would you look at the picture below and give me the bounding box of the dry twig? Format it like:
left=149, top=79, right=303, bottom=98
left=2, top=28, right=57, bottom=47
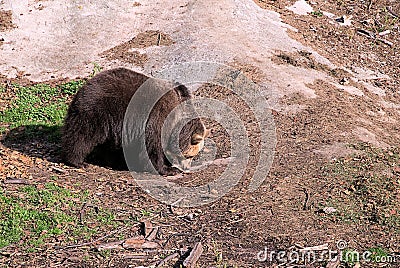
left=55, top=226, right=131, bottom=250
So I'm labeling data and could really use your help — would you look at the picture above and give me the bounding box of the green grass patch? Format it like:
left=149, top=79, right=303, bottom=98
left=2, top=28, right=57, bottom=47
left=341, top=248, right=360, bottom=267
left=339, top=246, right=393, bottom=266
left=0, top=80, right=84, bottom=138
left=367, top=247, right=390, bottom=263
left=0, top=181, right=119, bottom=251
left=321, top=143, right=400, bottom=229
left=311, top=10, right=323, bottom=17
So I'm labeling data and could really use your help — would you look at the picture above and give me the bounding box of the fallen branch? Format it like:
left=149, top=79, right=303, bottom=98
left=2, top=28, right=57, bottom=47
left=122, top=236, right=160, bottom=249
left=122, top=236, right=145, bottom=249
left=154, top=252, right=179, bottom=267
left=356, top=29, right=375, bottom=39
left=146, top=226, right=159, bottom=241
left=4, top=178, right=30, bottom=184
left=182, top=242, right=203, bottom=268
left=299, top=243, right=329, bottom=252
left=96, top=240, right=124, bottom=251
left=387, top=6, right=399, bottom=18
left=52, top=166, right=67, bottom=174
left=376, top=38, right=393, bottom=47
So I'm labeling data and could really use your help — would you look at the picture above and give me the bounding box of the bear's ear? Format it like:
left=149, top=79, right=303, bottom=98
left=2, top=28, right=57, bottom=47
left=175, top=84, right=191, bottom=100
left=191, top=133, right=204, bottom=145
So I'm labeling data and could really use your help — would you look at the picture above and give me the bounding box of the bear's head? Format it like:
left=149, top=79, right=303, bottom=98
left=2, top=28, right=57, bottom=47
left=162, top=85, right=210, bottom=172
left=175, top=120, right=210, bottom=171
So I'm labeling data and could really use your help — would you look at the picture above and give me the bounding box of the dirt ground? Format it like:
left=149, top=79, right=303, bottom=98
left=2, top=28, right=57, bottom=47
left=1, top=0, right=400, bottom=267
left=0, top=9, right=14, bottom=32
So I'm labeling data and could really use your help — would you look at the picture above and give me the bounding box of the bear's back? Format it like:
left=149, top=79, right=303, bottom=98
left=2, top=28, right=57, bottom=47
left=74, top=68, right=149, bottom=112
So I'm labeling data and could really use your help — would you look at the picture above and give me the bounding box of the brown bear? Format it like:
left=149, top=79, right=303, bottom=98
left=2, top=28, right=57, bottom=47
left=61, top=67, right=207, bottom=175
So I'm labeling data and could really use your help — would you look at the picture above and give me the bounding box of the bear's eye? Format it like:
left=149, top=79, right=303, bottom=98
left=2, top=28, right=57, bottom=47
left=191, top=134, right=203, bottom=145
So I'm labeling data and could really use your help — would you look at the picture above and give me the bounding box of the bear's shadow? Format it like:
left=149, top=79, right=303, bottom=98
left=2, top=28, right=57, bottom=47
left=2, top=124, right=127, bottom=170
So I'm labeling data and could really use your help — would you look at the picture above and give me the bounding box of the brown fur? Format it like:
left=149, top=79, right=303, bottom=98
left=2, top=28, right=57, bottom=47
left=62, top=67, right=206, bottom=175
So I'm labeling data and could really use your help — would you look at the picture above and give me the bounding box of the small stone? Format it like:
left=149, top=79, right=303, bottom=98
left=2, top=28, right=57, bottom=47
left=210, top=189, right=218, bottom=195
left=335, top=15, right=352, bottom=26
left=185, top=213, right=194, bottom=221
left=323, top=207, right=337, bottom=214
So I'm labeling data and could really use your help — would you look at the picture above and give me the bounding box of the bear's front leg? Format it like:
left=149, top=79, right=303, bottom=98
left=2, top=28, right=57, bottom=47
left=154, top=153, right=180, bottom=176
